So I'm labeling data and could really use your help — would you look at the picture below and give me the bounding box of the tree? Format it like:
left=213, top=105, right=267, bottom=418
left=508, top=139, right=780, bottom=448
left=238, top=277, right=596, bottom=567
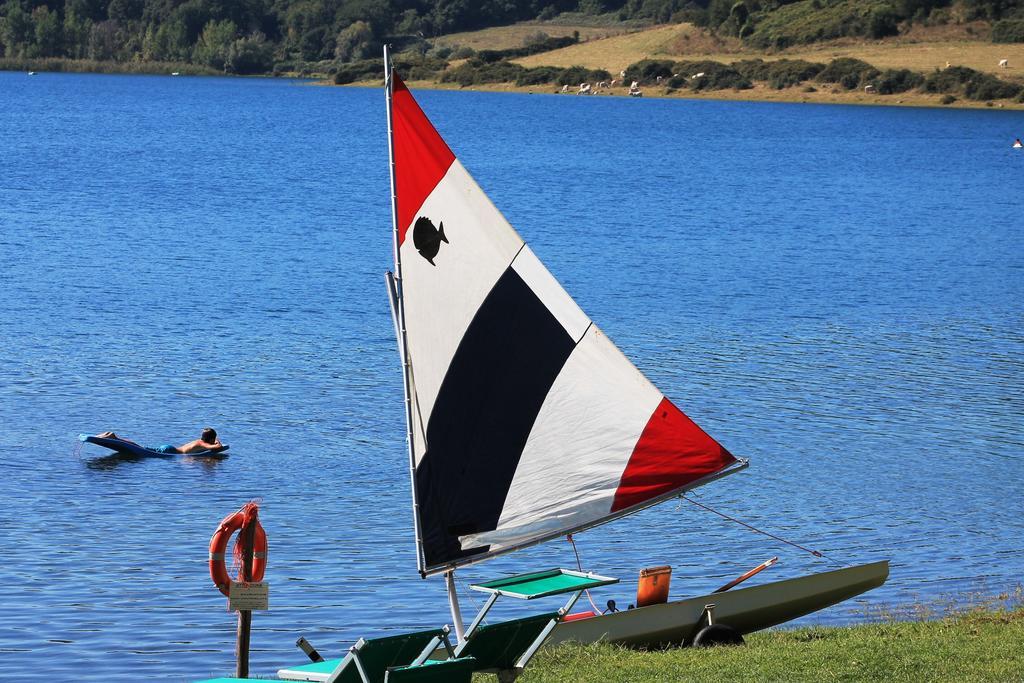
left=149, top=18, right=188, bottom=60
left=226, top=31, right=272, bottom=73
left=33, top=5, right=63, bottom=57
left=193, top=18, right=237, bottom=69
left=334, top=18, right=373, bottom=61
left=1, top=0, right=34, bottom=58
left=63, top=0, right=94, bottom=58
left=87, top=19, right=121, bottom=60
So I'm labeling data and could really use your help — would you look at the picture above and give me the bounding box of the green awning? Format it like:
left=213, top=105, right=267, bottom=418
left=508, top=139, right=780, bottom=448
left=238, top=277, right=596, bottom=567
left=470, top=569, right=618, bottom=600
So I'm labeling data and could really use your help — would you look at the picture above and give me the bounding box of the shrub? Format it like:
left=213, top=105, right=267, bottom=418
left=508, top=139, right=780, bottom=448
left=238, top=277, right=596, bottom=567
left=940, top=94, right=956, bottom=104
left=623, top=59, right=675, bottom=84
left=225, top=33, right=273, bottom=75
left=745, top=0, right=897, bottom=49
left=669, top=60, right=752, bottom=90
left=991, top=19, right=1024, bottom=43
left=450, top=46, right=475, bottom=59
left=868, top=7, right=900, bottom=39
left=923, top=65, right=1022, bottom=101
left=870, top=68, right=924, bottom=94
left=761, top=59, right=823, bottom=89
left=555, top=65, right=611, bottom=86
left=333, top=58, right=380, bottom=84
left=440, top=58, right=525, bottom=86
left=817, top=57, right=879, bottom=90
left=515, top=66, right=561, bottom=86
left=923, top=65, right=978, bottom=93
left=964, top=73, right=1021, bottom=101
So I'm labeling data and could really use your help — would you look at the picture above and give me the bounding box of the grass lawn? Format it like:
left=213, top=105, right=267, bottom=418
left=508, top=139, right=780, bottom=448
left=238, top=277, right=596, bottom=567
left=480, top=607, right=1024, bottom=683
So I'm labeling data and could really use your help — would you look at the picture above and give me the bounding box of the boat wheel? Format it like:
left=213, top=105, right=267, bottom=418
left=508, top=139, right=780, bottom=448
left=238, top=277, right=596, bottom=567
left=693, top=623, right=744, bottom=647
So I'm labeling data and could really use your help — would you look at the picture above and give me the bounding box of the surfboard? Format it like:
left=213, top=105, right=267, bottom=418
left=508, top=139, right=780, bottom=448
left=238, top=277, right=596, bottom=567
left=79, top=434, right=229, bottom=458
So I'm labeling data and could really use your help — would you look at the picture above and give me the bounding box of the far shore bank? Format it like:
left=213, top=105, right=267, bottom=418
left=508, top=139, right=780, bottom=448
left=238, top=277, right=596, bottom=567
left=334, top=77, right=1024, bottom=112
left=6, top=58, right=1023, bottom=113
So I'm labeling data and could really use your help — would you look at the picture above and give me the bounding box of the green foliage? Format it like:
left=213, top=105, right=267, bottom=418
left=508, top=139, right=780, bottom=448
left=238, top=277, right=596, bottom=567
left=2, top=0, right=1019, bottom=77
left=745, top=0, right=906, bottom=50
left=553, top=64, right=609, bottom=86
left=192, top=19, right=237, bottom=70
left=734, top=58, right=825, bottom=88
left=334, top=19, right=375, bottom=61
left=514, top=64, right=562, bottom=85
left=816, top=57, right=880, bottom=89
left=669, top=59, right=752, bottom=89
left=225, top=32, right=273, bottom=74
left=991, top=19, right=1024, bottom=42
left=869, top=67, right=924, bottom=93
left=923, top=64, right=1021, bottom=100
left=623, top=58, right=675, bottom=84
left=922, top=65, right=979, bottom=93
left=440, top=57, right=525, bottom=86
left=964, top=71, right=1021, bottom=100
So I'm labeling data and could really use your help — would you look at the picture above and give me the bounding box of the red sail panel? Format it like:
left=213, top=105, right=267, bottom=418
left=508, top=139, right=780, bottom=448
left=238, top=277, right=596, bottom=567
left=391, top=74, right=455, bottom=245
left=611, top=397, right=736, bottom=513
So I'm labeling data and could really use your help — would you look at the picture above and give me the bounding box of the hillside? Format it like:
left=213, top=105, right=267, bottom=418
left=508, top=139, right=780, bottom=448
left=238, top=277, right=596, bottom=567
left=2, top=0, right=1023, bottom=76
left=511, top=22, right=1024, bottom=77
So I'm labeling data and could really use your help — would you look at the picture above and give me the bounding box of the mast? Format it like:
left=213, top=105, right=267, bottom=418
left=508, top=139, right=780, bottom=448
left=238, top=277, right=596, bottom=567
left=384, top=45, right=467, bottom=640
left=384, top=45, right=426, bottom=572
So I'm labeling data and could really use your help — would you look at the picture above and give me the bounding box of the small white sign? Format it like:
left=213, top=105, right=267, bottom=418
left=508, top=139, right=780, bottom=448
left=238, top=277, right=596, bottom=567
left=229, top=581, right=269, bottom=611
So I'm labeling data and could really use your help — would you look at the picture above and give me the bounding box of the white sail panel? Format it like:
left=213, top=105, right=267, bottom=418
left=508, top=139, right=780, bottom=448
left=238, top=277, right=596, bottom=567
left=511, top=246, right=591, bottom=343
left=457, top=326, right=663, bottom=551
left=401, top=159, right=523, bottom=457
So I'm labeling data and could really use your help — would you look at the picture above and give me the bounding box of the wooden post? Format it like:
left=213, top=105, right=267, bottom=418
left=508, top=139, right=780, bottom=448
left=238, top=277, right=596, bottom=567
left=235, top=512, right=257, bottom=678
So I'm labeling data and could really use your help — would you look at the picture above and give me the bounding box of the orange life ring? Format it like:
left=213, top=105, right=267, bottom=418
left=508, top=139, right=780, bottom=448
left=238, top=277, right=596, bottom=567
left=209, top=504, right=267, bottom=596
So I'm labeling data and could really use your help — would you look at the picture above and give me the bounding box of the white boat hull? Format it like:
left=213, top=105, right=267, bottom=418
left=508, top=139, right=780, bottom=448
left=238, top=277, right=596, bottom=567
left=547, top=560, right=889, bottom=648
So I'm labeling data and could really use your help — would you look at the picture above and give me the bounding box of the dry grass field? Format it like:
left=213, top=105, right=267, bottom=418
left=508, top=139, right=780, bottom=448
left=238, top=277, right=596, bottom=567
left=499, top=21, right=1024, bottom=78
left=431, top=23, right=630, bottom=52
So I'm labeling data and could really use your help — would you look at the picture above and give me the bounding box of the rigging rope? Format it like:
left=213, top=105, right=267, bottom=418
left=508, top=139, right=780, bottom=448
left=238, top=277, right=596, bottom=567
left=566, top=534, right=605, bottom=614
left=680, top=494, right=843, bottom=566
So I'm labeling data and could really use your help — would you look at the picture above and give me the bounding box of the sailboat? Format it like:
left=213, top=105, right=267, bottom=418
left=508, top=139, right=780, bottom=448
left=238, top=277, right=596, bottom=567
left=381, top=47, right=887, bottom=649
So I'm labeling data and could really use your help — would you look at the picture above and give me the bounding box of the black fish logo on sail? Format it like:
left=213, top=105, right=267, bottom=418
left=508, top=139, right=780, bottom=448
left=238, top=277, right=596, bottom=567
left=413, top=216, right=448, bottom=265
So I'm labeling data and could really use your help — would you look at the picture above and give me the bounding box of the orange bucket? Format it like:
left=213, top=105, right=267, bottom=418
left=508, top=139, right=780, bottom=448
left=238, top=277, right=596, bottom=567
left=636, top=565, right=671, bottom=607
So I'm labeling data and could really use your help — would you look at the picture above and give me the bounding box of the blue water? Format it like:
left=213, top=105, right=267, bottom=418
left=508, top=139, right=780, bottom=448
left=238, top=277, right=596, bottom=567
left=1, top=71, right=1022, bottom=681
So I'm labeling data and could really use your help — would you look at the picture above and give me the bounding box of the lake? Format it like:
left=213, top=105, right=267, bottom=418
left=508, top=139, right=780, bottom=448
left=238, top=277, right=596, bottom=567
left=0, top=71, right=1021, bottom=681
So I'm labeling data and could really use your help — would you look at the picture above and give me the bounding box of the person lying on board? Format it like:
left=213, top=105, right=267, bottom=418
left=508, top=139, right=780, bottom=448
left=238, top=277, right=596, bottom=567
left=96, top=427, right=223, bottom=454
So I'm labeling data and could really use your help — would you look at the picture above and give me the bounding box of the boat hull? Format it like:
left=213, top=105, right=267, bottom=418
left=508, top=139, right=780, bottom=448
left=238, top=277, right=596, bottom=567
left=546, top=560, right=889, bottom=649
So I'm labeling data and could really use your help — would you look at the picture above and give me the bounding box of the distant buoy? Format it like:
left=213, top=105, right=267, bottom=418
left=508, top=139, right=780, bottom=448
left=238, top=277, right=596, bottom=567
left=27, top=71, right=35, bottom=76
left=171, top=72, right=180, bottom=76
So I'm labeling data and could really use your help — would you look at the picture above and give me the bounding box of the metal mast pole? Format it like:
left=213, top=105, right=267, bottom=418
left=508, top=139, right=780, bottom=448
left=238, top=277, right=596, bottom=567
left=445, top=570, right=466, bottom=643
left=383, top=45, right=465, bottom=641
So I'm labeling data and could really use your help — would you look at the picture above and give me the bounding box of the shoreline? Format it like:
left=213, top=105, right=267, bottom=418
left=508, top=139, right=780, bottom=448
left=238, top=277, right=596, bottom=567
left=338, top=77, right=1024, bottom=112
left=5, top=58, right=1023, bottom=112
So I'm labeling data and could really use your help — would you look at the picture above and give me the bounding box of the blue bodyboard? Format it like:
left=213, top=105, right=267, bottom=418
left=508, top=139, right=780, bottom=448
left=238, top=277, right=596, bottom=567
left=79, top=434, right=229, bottom=458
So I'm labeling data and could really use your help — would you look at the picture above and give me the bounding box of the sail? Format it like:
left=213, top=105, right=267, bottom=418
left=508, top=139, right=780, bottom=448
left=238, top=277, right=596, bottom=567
left=387, top=71, right=740, bottom=576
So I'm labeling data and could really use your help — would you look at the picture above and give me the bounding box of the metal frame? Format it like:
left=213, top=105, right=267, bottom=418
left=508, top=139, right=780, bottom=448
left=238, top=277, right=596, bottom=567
left=453, top=583, right=587, bottom=675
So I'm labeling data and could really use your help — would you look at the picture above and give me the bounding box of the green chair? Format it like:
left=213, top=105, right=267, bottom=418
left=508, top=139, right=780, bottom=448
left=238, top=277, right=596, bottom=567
left=385, top=656, right=476, bottom=682
left=454, top=611, right=560, bottom=675
left=448, top=568, right=621, bottom=681
left=277, top=627, right=456, bottom=683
